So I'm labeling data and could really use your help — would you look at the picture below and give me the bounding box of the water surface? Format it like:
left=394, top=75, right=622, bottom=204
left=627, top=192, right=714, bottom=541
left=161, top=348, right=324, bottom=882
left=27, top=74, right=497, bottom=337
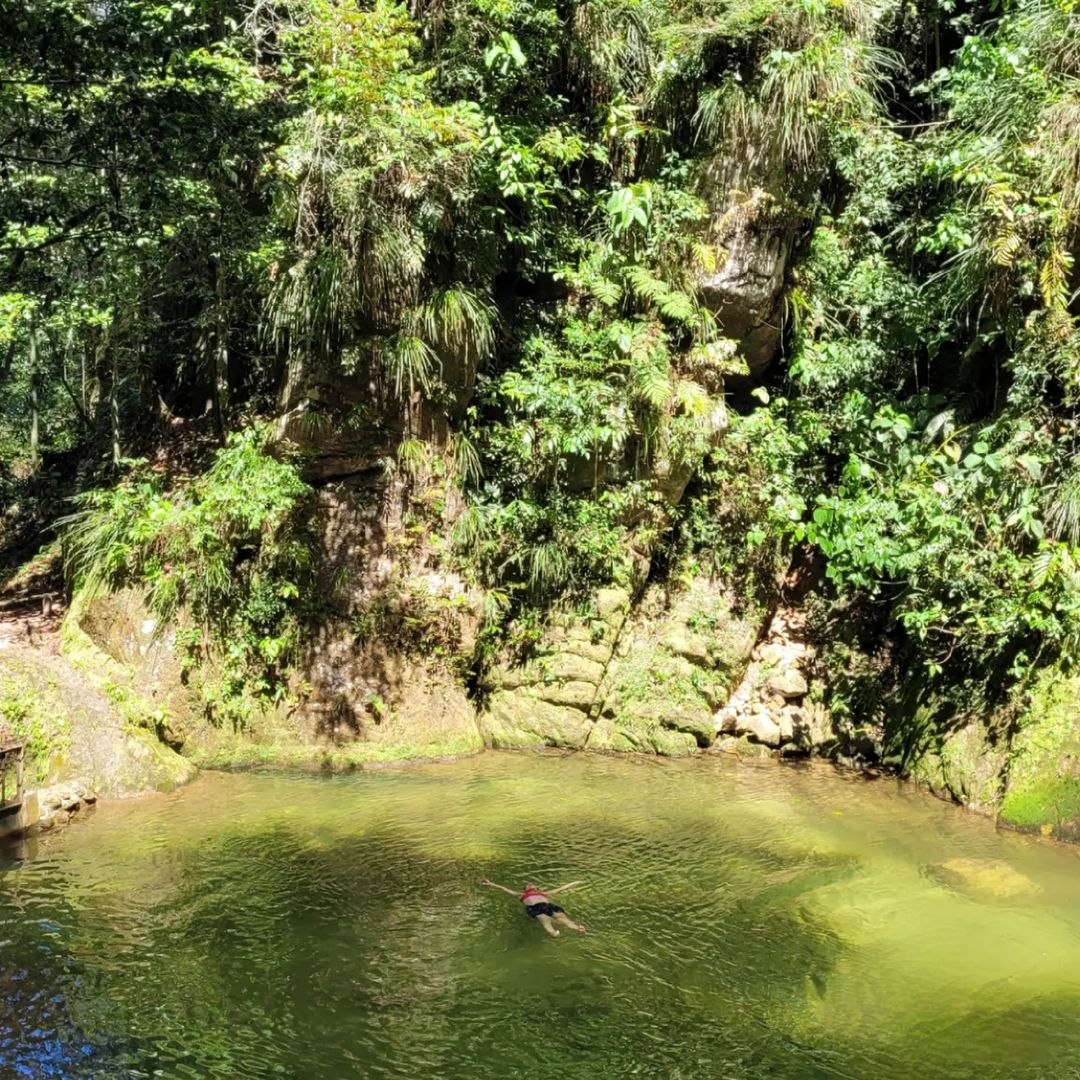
left=3, top=752, right=1080, bottom=1078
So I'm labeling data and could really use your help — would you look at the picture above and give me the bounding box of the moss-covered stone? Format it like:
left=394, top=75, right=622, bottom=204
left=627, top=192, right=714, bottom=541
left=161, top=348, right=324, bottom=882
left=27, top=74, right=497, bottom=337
left=594, top=577, right=762, bottom=754
left=478, top=691, right=592, bottom=749
left=925, top=857, right=1042, bottom=901
left=69, top=588, right=201, bottom=747
left=909, top=721, right=1007, bottom=815
left=2, top=639, right=195, bottom=796
left=0, top=659, right=72, bottom=784
left=1001, top=670, right=1080, bottom=840
left=69, top=589, right=485, bottom=770
left=587, top=716, right=698, bottom=756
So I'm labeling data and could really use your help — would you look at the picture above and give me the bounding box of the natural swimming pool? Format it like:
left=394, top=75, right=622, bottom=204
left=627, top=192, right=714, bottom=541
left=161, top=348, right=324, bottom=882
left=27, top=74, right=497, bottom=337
left=3, top=751, right=1080, bottom=1078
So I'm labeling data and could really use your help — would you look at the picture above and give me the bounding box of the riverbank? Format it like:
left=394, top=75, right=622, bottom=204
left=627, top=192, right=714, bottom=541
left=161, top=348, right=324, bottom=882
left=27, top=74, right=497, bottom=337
left=2, top=578, right=1077, bottom=848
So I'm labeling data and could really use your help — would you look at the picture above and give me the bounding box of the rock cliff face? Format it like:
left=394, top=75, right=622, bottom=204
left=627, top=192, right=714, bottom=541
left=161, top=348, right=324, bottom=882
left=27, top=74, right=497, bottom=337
left=696, top=164, right=803, bottom=379
left=37, top=147, right=1080, bottom=844
left=998, top=671, right=1080, bottom=841
left=481, top=579, right=761, bottom=755
left=53, top=191, right=812, bottom=771
left=0, top=607, right=195, bottom=839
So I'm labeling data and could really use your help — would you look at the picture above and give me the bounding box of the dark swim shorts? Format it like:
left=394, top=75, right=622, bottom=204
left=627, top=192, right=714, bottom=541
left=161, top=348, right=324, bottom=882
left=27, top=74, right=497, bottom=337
left=525, top=902, right=564, bottom=918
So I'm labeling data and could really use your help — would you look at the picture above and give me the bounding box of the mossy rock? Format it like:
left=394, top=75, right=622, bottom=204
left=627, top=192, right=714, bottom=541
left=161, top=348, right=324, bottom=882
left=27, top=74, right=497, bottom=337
left=735, top=734, right=775, bottom=760
left=1, top=643, right=195, bottom=796
left=605, top=700, right=715, bottom=750
left=925, top=857, right=1042, bottom=901
left=69, top=588, right=201, bottom=747
left=909, top=721, right=1006, bottom=814
left=479, top=691, right=593, bottom=749
left=587, top=717, right=698, bottom=756
left=1001, top=670, right=1080, bottom=839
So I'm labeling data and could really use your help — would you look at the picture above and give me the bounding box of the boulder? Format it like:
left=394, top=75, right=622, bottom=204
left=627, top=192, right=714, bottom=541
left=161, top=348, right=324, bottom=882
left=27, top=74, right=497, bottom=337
left=926, top=857, right=1042, bottom=901
left=696, top=188, right=795, bottom=377
left=735, top=734, right=775, bottom=759
left=767, top=669, right=808, bottom=699
left=662, top=705, right=717, bottom=748
left=588, top=717, right=698, bottom=756
left=777, top=709, right=796, bottom=743
left=715, top=707, right=738, bottom=735
left=756, top=642, right=787, bottom=665
left=661, top=629, right=711, bottom=666
left=603, top=700, right=716, bottom=750
left=741, top=710, right=783, bottom=747
left=533, top=679, right=599, bottom=711
left=479, top=692, right=593, bottom=750
left=802, top=702, right=834, bottom=749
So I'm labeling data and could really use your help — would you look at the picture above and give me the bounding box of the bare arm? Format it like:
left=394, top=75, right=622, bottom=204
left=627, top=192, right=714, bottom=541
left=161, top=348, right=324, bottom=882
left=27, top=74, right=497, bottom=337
left=478, top=877, right=518, bottom=896
left=546, top=881, right=584, bottom=895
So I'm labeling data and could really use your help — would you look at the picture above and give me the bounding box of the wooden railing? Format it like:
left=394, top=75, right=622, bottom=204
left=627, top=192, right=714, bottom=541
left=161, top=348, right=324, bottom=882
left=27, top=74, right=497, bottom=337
left=0, top=739, right=25, bottom=811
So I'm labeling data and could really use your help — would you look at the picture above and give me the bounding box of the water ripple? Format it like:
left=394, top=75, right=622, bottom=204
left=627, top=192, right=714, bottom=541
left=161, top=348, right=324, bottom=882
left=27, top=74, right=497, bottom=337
left=2, top=754, right=1080, bottom=1078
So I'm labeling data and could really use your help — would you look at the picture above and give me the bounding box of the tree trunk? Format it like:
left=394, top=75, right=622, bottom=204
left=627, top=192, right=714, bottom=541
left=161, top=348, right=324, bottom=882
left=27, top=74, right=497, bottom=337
left=212, top=256, right=229, bottom=442
left=75, top=327, right=88, bottom=424
left=110, top=338, right=121, bottom=467
left=28, top=330, right=40, bottom=472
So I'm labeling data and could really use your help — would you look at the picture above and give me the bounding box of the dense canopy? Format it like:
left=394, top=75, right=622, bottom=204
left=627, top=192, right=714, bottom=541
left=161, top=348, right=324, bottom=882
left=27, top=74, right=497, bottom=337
left=3, top=0, right=1080, bottom=742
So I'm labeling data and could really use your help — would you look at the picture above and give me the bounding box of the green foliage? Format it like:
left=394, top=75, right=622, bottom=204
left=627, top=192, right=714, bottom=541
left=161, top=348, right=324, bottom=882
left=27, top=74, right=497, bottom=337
left=0, top=677, right=70, bottom=785
left=754, top=0, right=1080, bottom=712
left=60, top=429, right=312, bottom=721
left=4, top=0, right=1080, bottom=747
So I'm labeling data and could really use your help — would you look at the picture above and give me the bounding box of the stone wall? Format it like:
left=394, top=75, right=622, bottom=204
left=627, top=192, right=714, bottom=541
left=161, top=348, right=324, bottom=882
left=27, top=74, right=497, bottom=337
left=480, top=578, right=762, bottom=755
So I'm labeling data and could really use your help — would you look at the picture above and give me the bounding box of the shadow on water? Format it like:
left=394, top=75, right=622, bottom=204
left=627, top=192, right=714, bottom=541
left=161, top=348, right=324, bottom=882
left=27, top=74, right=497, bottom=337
left=0, top=810, right=861, bottom=1080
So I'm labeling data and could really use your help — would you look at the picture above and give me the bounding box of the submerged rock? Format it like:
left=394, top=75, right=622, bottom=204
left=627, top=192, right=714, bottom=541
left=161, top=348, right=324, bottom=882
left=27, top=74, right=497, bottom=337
left=926, top=857, right=1042, bottom=901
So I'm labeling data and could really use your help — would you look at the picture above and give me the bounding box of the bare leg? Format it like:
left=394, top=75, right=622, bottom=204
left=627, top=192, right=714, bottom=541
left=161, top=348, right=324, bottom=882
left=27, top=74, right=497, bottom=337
left=535, top=914, right=560, bottom=937
left=554, top=911, right=586, bottom=934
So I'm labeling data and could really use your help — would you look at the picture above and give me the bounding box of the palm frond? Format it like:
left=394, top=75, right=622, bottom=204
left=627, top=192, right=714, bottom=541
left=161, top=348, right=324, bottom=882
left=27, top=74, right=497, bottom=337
left=411, top=285, right=497, bottom=362
left=452, top=432, right=483, bottom=487
left=1046, top=467, right=1080, bottom=547
left=382, top=333, right=439, bottom=397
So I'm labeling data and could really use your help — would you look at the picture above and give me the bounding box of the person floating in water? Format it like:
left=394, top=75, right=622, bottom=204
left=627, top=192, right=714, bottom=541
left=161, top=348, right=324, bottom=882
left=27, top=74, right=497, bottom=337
left=479, top=877, right=587, bottom=937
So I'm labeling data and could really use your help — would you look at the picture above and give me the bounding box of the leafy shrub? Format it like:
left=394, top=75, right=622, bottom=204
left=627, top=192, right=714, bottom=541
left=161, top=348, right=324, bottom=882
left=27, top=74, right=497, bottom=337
left=61, top=428, right=313, bottom=720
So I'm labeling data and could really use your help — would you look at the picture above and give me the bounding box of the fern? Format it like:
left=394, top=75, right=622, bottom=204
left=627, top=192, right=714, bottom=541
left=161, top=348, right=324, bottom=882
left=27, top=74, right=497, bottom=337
left=591, top=276, right=623, bottom=307
left=691, top=242, right=719, bottom=276
left=634, top=362, right=672, bottom=410
left=657, top=290, right=698, bottom=325
left=990, top=225, right=1022, bottom=268
left=1040, top=246, right=1073, bottom=310
left=672, top=379, right=711, bottom=417
left=625, top=265, right=670, bottom=303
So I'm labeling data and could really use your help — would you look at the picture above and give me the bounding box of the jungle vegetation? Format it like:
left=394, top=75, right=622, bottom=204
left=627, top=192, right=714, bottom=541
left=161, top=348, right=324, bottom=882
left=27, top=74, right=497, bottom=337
left=2, top=0, right=1080, bottom=735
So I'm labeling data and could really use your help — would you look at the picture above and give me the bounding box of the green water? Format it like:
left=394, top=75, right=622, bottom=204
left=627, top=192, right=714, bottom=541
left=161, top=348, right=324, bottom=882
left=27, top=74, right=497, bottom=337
left=3, top=753, right=1080, bottom=1078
